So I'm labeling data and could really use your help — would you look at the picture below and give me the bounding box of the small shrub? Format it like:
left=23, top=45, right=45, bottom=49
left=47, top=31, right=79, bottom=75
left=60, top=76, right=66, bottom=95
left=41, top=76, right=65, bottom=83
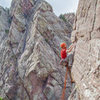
left=5, top=29, right=9, bottom=34
left=0, top=97, right=3, bottom=100
left=45, top=38, right=49, bottom=43
left=8, top=17, right=12, bottom=24
left=59, top=14, right=67, bottom=22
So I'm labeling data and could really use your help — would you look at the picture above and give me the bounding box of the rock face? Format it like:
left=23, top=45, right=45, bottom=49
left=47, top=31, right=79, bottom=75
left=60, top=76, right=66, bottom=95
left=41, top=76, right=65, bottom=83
left=0, top=6, right=11, bottom=97
left=70, top=0, right=100, bottom=100
left=0, top=7, right=9, bottom=44
left=59, top=13, right=75, bottom=37
left=64, top=13, right=75, bottom=28
left=0, top=0, right=74, bottom=100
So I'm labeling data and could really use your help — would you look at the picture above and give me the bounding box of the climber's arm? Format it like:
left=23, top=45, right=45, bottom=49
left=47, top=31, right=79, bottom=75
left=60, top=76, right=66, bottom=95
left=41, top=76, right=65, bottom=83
left=66, top=44, right=74, bottom=53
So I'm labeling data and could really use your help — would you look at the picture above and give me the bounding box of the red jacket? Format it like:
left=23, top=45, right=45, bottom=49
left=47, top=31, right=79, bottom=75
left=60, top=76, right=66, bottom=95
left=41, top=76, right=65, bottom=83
left=61, top=49, right=67, bottom=59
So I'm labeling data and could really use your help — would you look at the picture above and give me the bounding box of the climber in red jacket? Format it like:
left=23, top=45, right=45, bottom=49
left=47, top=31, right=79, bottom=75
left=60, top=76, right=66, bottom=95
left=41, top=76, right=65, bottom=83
left=60, top=42, right=75, bottom=83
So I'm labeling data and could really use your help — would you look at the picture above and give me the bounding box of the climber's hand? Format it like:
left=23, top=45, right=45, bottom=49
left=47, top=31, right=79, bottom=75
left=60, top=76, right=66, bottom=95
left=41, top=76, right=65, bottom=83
left=73, top=42, right=76, bottom=48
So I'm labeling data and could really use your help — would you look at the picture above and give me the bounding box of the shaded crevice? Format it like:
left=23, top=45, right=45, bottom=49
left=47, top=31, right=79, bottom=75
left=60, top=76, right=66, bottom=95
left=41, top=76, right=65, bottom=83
left=42, top=76, right=49, bottom=91
left=85, top=2, right=91, bottom=22
left=21, top=0, right=43, bottom=53
left=22, top=20, right=29, bottom=53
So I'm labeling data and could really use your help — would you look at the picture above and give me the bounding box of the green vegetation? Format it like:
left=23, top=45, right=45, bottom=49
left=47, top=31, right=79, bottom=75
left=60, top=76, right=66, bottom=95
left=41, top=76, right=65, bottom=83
left=8, top=17, right=12, bottom=24
left=59, top=14, right=67, bottom=22
left=5, top=29, right=9, bottom=34
left=45, top=38, right=49, bottom=43
left=0, top=97, right=3, bottom=100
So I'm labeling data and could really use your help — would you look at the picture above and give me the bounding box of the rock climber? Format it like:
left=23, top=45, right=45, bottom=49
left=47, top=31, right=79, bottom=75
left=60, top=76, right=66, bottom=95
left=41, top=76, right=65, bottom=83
left=60, top=42, right=75, bottom=83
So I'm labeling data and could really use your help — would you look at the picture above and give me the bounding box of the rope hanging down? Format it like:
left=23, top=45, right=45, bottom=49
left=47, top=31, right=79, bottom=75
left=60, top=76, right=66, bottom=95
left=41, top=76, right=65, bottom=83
left=61, top=64, right=68, bottom=100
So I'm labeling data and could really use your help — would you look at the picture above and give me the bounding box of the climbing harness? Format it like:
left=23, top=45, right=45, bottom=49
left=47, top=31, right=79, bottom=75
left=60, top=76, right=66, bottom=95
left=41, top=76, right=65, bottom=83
left=61, top=64, right=68, bottom=100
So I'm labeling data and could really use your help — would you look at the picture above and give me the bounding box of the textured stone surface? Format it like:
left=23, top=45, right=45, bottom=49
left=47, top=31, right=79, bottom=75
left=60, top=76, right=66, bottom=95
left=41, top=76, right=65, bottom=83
left=0, top=6, right=9, bottom=44
left=64, top=13, right=75, bottom=25
left=64, top=13, right=75, bottom=32
left=0, top=0, right=74, bottom=100
left=70, top=0, right=100, bottom=100
left=60, top=13, right=75, bottom=37
left=0, top=6, right=11, bottom=97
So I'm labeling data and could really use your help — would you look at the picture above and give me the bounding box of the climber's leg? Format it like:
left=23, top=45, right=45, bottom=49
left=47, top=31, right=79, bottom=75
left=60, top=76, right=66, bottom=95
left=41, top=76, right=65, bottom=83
left=68, top=67, right=75, bottom=83
left=60, top=56, right=69, bottom=67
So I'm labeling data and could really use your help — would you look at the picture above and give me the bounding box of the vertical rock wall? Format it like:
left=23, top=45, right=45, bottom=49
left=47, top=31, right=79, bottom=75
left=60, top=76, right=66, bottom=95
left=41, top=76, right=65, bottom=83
left=70, top=0, right=100, bottom=100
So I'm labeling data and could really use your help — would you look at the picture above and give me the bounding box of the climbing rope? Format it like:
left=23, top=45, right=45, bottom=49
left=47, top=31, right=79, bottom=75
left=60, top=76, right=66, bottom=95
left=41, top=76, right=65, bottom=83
left=61, top=64, right=68, bottom=100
